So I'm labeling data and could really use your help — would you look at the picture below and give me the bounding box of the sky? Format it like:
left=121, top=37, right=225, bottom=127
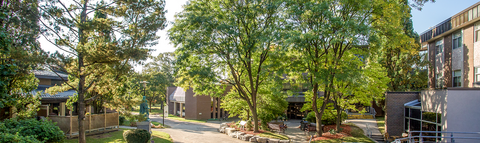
left=39, top=0, right=480, bottom=72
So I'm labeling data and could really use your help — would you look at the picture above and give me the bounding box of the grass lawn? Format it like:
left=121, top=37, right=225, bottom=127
left=376, top=116, right=385, bottom=135
left=166, top=114, right=207, bottom=123
left=312, top=123, right=375, bottom=143
left=258, top=132, right=289, bottom=140
left=64, top=129, right=172, bottom=143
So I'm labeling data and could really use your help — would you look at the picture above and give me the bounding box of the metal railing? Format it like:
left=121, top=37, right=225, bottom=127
left=394, top=131, right=480, bottom=143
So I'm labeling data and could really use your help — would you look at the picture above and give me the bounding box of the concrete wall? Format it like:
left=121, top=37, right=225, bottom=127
left=385, top=92, right=420, bottom=136
left=421, top=89, right=448, bottom=136
left=445, top=89, right=480, bottom=142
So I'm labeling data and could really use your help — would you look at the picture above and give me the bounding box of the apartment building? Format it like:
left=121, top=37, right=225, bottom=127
left=420, top=2, right=480, bottom=88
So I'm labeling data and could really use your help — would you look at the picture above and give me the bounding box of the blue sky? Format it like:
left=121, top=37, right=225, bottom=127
left=411, top=0, right=479, bottom=34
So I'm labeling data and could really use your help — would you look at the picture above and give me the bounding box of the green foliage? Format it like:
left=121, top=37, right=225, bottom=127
left=0, top=132, right=40, bottom=143
left=260, top=120, right=270, bottom=131
left=246, top=120, right=253, bottom=131
left=123, top=129, right=151, bottom=143
left=119, top=116, right=126, bottom=126
left=305, top=111, right=347, bottom=125
left=0, top=0, right=44, bottom=119
left=0, top=118, right=65, bottom=143
left=170, top=0, right=287, bottom=132
left=40, top=0, right=167, bottom=141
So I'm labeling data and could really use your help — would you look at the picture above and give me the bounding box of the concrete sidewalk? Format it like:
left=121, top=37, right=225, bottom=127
left=346, top=119, right=384, bottom=143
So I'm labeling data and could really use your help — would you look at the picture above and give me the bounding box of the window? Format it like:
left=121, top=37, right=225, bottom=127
left=453, top=70, right=462, bottom=87
left=453, top=31, right=462, bottom=49
left=475, top=23, right=480, bottom=42
left=435, top=40, right=443, bottom=55
left=435, top=73, right=443, bottom=88
left=475, top=67, right=480, bottom=82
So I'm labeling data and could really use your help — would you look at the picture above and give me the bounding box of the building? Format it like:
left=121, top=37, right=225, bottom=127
left=384, top=3, right=480, bottom=142
left=420, top=2, right=480, bottom=88
left=167, top=86, right=233, bottom=120
left=34, top=70, right=119, bottom=138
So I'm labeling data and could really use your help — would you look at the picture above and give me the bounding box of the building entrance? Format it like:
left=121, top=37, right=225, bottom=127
left=287, top=102, right=306, bottom=119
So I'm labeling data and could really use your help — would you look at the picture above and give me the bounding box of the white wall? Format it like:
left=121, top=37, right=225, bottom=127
left=445, top=90, right=480, bottom=142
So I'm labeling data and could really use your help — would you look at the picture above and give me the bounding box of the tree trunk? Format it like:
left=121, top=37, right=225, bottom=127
left=251, top=107, right=259, bottom=132
left=149, top=101, right=152, bottom=112
left=77, top=55, right=86, bottom=143
left=312, top=83, right=323, bottom=136
left=336, top=104, right=342, bottom=131
left=78, top=1, right=88, bottom=142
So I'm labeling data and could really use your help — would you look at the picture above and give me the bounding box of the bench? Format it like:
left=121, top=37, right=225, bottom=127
left=239, top=121, right=247, bottom=131
left=268, top=123, right=286, bottom=134
left=304, top=124, right=324, bottom=136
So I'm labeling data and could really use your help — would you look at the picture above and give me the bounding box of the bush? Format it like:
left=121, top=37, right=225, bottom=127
left=246, top=120, right=252, bottom=131
left=123, top=129, right=151, bottom=143
left=260, top=120, right=269, bottom=131
left=119, top=116, right=126, bottom=125
left=305, top=111, right=348, bottom=125
left=0, top=132, right=40, bottom=143
left=0, top=118, right=65, bottom=143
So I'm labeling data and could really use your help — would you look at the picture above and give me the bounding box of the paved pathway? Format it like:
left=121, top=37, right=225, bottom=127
left=346, top=119, right=384, bottom=143
left=148, top=116, right=246, bottom=143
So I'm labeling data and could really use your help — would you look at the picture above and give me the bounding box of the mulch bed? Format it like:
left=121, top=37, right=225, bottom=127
left=309, top=124, right=353, bottom=141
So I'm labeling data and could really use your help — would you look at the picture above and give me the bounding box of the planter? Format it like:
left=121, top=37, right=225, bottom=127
left=136, top=121, right=151, bottom=133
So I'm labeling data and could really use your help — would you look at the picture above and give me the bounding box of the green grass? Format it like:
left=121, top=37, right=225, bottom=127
left=64, top=129, right=172, bottom=143
left=166, top=114, right=207, bottom=123
left=376, top=116, right=385, bottom=135
left=258, top=132, right=289, bottom=140
left=312, top=123, right=375, bottom=143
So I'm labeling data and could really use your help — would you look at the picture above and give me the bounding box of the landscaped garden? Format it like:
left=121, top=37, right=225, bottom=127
left=311, top=123, right=374, bottom=143
left=64, top=129, right=172, bottom=143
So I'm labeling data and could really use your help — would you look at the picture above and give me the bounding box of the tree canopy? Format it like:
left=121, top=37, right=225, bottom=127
left=39, top=0, right=167, bottom=142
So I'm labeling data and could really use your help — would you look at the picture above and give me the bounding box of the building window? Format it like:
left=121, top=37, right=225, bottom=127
left=475, top=23, right=480, bottom=42
left=453, top=70, right=462, bottom=87
left=435, top=73, right=443, bottom=88
left=453, top=31, right=462, bottom=49
left=435, top=40, right=443, bottom=55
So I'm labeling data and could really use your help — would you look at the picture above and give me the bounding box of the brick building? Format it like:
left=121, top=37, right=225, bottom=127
left=384, top=3, right=480, bottom=142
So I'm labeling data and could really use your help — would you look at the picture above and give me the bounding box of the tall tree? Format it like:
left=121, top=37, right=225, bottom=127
left=40, top=0, right=166, bottom=142
left=376, top=0, right=428, bottom=92
left=284, top=0, right=404, bottom=136
left=170, top=0, right=285, bottom=132
left=0, top=0, right=44, bottom=119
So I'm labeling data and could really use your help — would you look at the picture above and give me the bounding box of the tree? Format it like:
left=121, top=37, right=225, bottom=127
left=144, top=52, right=175, bottom=86
left=40, top=0, right=167, bottom=142
left=376, top=0, right=428, bottom=92
left=170, top=0, right=285, bottom=132
left=0, top=0, right=44, bottom=119
left=284, top=0, right=404, bottom=136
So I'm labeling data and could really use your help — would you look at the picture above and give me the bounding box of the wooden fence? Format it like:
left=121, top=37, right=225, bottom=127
left=49, top=112, right=119, bottom=138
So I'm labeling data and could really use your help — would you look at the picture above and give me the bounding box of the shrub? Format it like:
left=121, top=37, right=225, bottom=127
left=123, top=129, right=151, bottom=143
left=119, top=116, right=126, bottom=125
left=260, top=120, right=269, bottom=131
left=0, top=118, right=65, bottom=143
left=306, top=111, right=348, bottom=125
left=0, top=132, right=40, bottom=143
left=246, top=120, right=253, bottom=131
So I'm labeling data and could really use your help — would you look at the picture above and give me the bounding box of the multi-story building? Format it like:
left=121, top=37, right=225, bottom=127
left=420, top=2, right=480, bottom=88
left=384, top=3, right=480, bottom=142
